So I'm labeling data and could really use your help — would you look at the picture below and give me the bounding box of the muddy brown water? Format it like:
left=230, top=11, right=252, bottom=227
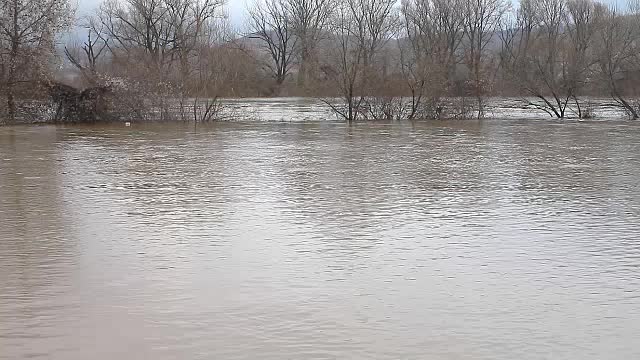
left=1, top=118, right=640, bottom=359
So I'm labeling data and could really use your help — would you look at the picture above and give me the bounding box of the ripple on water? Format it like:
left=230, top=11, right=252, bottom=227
left=1, top=116, right=640, bottom=359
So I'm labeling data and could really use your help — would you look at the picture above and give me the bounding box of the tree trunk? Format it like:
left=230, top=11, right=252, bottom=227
left=6, top=48, right=18, bottom=124
left=611, top=84, right=639, bottom=120
left=6, top=0, right=20, bottom=124
left=474, top=50, right=483, bottom=119
left=6, top=86, right=16, bottom=124
left=297, top=43, right=310, bottom=88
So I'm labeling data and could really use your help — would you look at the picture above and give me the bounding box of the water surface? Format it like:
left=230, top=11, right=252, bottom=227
left=1, top=117, right=640, bottom=359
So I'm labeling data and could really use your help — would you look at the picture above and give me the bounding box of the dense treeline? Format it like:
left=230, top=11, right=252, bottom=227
left=1, top=0, right=639, bottom=123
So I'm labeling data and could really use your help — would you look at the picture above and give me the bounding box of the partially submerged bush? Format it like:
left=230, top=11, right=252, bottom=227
left=48, top=82, right=110, bottom=123
left=627, top=99, right=640, bottom=119
left=580, top=102, right=596, bottom=119
left=178, top=95, right=226, bottom=122
left=325, top=96, right=479, bottom=122
left=361, top=97, right=404, bottom=120
left=43, top=76, right=226, bottom=123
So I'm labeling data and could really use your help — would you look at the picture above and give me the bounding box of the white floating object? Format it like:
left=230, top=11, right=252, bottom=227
left=125, top=122, right=131, bottom=127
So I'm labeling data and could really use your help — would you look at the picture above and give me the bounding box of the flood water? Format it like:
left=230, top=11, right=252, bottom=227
left=1, top=116, right=640, bottom=359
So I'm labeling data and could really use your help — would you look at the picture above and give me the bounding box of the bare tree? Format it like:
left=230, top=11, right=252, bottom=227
left=188, top=16, right=236, bottom=122
left=287, top=0, right=334, bottom=88
left=501, top=0, right=610, bottom=118
left=400, top=0, right=465, bottom=119
left=630, top=0, right=640, bottom=117
left=563, top=0, right=603, bottom=117
left=91, top=0, right=222, bottom=78
left=593, top=2, right=640, bottom=119
left=322, top=1, right=364, bottom=122
left=88, top=0, right=224, bottom=120
left=167, top=0, right=225, bottom=84
left=501, top=0, right=580, bottom=118
left=0, top=0, right=73, bottom=123
left=93, top=0, right=170, bottom=74
left=323, top=0, right=397, bottom=122
left=192, top=15, right=235, bottom=95
left=247, top=0, right=297, bottom=89
left=462, top=0, right=508, bottom=118
left=64, top=28, right=109, bottom=85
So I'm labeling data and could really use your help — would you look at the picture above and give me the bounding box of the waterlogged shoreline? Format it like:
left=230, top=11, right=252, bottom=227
left=1, top=97, right=635, bottom=126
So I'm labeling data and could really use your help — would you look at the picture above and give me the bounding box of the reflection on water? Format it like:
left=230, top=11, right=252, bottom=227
left=1, top=118, right=640, bottom=359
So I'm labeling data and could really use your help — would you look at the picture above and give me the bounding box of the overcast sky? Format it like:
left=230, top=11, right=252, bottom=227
left=76, top=0, right=626, bottom=27
left=228, top=0, right=249, bottom=24
left=77, top=0, right=249, bottom=24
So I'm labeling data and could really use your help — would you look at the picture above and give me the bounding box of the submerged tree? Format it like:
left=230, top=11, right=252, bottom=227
left=462, top=0, right=508, bottom=118
left=3, top=0, right=640, bottom=123
left=399, top=0, right=465, bottom=119
left=500, top=0, right=603, bottom=118
left=593, top=2, right=640, bottom=119
left=0, top=0, right=73, bottom=123
left=322, top=0, right=397, bottom=122
left=87, top=0, right=225, bottom=120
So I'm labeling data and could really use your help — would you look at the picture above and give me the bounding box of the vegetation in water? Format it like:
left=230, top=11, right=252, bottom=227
left=1, top=0, right=640, bottom=124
